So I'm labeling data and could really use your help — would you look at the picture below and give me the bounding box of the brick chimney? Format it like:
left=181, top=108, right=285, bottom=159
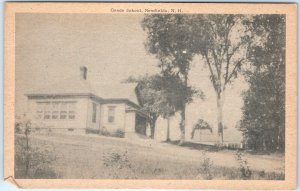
left=80, top=66, right=87, bottom=80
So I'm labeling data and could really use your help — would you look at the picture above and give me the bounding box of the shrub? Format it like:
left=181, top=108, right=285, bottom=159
left=103, top=150, right=131, bottom=168
left=102, top=150, right=133, bottom=178
left=197, top=151, right=214, bottom=179
left=15, top=122, right=59, bottom=179
left=15, top=122, right=22, bottom=134
left=227, top=143, right=242, bottom=150
left=15, top=137, right=59, bottom=178
left=86, top=128, right=100, bottom=134
left=99, top=128, right=125, bottom=138
left=235, top=150, right=252, bottom=179
left=99, top=128, right=111, bottom=136
left=112, top=129, right=125, bottom=138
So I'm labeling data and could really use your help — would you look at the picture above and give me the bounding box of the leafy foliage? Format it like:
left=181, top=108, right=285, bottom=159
left=102, top=150, right=134, bottom=178
left=103, top=150, right=131, bottom=169
left=235, top=151, right=252, bottom=179
left=98, top=127, right=125, bottom=138
left=191, top=15, right=251, bottom=87
left=240, top=15, right=285, bottom=152
left=15, top=122, right=59, bottom=178
left=126, top=73, right=199, bottom=139
left=140, top=14, right=285, bottom=150
left=141, top=14, right=196, bottom=78
left=190, top=14, right=252, bottom=143
left=113, top=128, right=125, bottom=138
left=197, top=151, right=214, bottom=180
left=141, top=14, right=202, bottom=143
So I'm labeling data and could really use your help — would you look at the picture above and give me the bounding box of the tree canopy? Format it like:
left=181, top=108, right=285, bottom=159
left=125, top=73, right=197, bottom=139
left=138, top=14, right=285, bottom=150
left=240, top=15, right=285, bottom=151
left=141, top=14, right=200, bottom=144
left=190, top=15, right=252, bottom=143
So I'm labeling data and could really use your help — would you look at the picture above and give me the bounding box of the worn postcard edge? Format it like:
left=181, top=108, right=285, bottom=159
left=4, top=2, right=297, bottom=189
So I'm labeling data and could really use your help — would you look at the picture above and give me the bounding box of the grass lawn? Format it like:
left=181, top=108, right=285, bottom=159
left=15, top=133, right=285, bottom=180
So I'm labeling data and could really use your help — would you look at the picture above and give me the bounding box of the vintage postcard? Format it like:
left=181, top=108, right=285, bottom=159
left=4, top=2, right=297, bottom=190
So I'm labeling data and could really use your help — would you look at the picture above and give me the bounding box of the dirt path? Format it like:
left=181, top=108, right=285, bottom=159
left=31, top=133, right=284, bottom=174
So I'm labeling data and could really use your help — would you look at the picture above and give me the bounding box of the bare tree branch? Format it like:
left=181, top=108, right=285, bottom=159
left=224, top=58, right=244, bottom=87
left=204, top=54, right=219, bottom=92
left=212, top=48, right=221, bottom=78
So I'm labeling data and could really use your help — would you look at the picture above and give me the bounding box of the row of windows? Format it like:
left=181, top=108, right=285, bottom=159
left=36, top=101, right=116, bottom=123
left=36, top=101, right=76, bottom=120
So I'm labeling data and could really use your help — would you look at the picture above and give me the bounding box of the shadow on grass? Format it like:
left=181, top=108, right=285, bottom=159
left=162, top=140, right=220, bottom=152
left=164, top=140, right=283, bottom=156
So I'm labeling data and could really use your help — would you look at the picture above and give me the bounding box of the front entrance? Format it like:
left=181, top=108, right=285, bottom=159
left=135, top=114, right=147, bottom=135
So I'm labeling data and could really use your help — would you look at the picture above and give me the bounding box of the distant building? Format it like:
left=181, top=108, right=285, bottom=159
left=25, top=66, right=148, bottom=137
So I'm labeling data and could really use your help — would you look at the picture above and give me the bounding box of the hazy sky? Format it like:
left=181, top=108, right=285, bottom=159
left=16, top=13, right=248, bottom=141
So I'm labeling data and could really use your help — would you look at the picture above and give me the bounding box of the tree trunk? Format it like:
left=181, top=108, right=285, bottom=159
left=179, top=74, right=188, bottom=145
left=150, top=121, right=155, bottom=139
left=217, top=92, right=224, bottom=144
left=262, top=134, right=266, bottom=151
left=25, top=123, right=30, bottom=177
left=166, top=117, right=170, bottom=142
left=179, top=106, right=186, bottom=145
left=149, top=115, right=158, bottom=139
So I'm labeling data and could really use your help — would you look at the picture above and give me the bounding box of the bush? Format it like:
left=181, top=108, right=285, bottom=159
left=99, top=127, right=111, bottom=136
left=15, top=136, right=59, bottom=178
left=15, top=122, right=22, bottom=134
left=103, top=150, right=131, bottom=168
left=227, top=143, right=242, bottom=150
left=112, top=129, right=125, bottom=138
left=102, top=150, right=133, bottom=178
left=196, top=151, right=214, bottom=179
left=86, top=128, right=100, bottom=134
left=99, top=128, right=125, bottom=138
left=235, top=151, right=252, bottom=179
left=15, top=122, right=59, bottom=179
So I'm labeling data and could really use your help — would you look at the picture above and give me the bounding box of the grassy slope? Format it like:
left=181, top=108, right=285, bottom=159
left=17, top=133, right=285, bottom=179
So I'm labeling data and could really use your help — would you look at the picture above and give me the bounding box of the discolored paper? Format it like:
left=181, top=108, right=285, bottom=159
left=4, top=2, right=297, bottom=189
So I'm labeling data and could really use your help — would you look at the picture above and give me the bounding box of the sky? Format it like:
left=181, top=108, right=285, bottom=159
left=15, top=13, right=248, bottom=142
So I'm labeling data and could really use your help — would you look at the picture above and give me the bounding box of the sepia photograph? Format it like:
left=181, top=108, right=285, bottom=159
left=4, top=2, right=297, bottom=189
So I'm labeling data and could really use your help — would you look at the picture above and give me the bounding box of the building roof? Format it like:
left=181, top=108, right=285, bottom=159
left=26, top=76, right=139, bottom=106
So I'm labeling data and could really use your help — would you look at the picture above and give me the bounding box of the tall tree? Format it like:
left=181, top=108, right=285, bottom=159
left=141, top=14, right=197, bottom=144
left=191, top=15, right=251, bottom=144
left=240, top=15, right=285, bottom=151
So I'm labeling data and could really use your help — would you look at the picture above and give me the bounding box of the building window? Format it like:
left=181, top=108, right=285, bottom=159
left=59, top=111, right=67, bottom=119
left=44, top=111, right=51, bottom=120
left=36, top=103, right=44, bottom=119
left=36, top=111, right=43, bottom=119
left=68, top=111, right=75, bottom=119
left=52, top=102, right=60, bottom=119
left=52, top=111, right=59, bottom=119
left=68, top=103, right=76, bottom=119
left=92, top=103, right=97, bottom=123
left=108, top=106, right=115, bottom=123
left=36, top=101, right=76, bottom=120
left=60, top=102, right=68, bottom=119
left=44, top=102, right=51, bottom=119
